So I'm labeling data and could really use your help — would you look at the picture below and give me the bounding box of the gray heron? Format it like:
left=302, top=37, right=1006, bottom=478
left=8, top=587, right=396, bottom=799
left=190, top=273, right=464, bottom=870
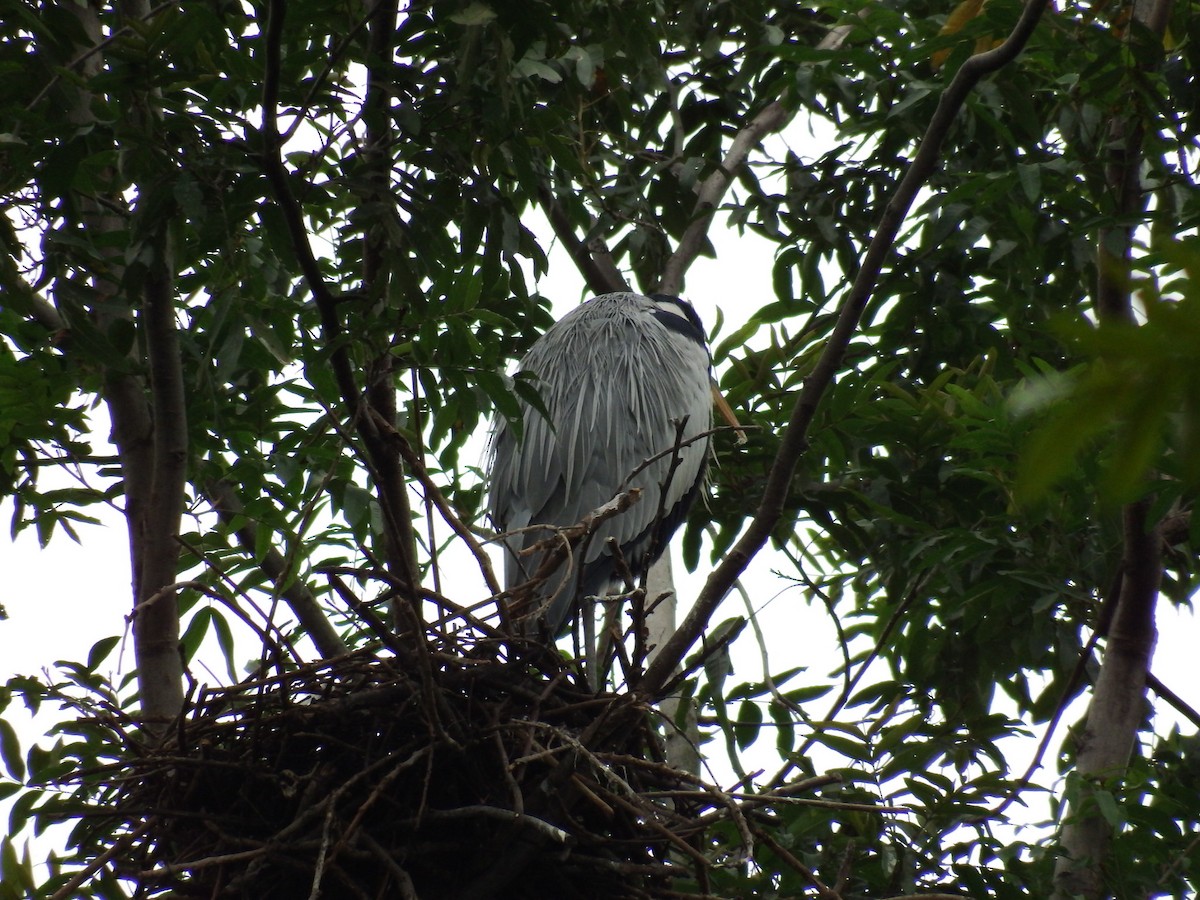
left=488, top=291, right=719, bottom=637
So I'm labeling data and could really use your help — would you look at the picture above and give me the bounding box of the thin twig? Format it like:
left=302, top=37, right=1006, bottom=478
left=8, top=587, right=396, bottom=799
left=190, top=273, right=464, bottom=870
left=367, top=406, right=501, bottom=596
left=49, top=819, right=156, bottom=900
left=357, top=832, right=420, bottom=900
left=754, top=824, right=843, bottom=899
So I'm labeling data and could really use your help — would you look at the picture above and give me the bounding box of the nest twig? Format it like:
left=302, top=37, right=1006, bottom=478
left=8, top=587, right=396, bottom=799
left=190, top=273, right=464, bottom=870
left=42, top=577, right=835, bottom=899
left=45, top=631, right=754, bottom=898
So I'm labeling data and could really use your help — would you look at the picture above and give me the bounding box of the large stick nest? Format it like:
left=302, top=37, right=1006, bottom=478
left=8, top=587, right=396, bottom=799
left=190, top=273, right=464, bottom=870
left=93, top=634, right=755, bottom=899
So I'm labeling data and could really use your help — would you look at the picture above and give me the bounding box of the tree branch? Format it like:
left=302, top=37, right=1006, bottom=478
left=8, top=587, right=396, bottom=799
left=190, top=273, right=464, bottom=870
left=54, top=0, right=186, bottom=722
left=359, top=0, right=423, bottom=609
left=1055, top=502, right=1161, bottom=898
left=132, top=236, right=187, bottom=720
left=1053, top=0, right=1173, bottom=892
left=640, top=0, right=1053, bottom=697
left=204, top=479, right=349, bottom=659
left=259, top=0, right=372, bottom=424
left=657, top=100, right=792, bottom=297
left=260, top=0, right=422, bottom=612
left=540, top=188, right=629, bottom=295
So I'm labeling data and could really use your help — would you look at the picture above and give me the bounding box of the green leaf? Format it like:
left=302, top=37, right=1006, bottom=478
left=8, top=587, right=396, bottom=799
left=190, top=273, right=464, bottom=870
left=734, top=699, right=763, bottom=751
left=86, top=636, right=120, bottom=672
left=0, top=836, right=35, bottom=896
left=1092, top=789, right=1122, bottom=828
left=0, top=720, right=23, bottom=782
left=180, top=607, right=213, bottom=664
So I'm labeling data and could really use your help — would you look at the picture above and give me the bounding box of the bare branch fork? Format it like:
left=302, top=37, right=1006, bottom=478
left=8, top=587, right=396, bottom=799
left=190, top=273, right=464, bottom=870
left=498, top=425, right=741, bottom=635
left=502, top=488, right=645, bottom=620
left=640, top=0, right=1054, bottom=698
left=592, top=417, right=694, bottom=687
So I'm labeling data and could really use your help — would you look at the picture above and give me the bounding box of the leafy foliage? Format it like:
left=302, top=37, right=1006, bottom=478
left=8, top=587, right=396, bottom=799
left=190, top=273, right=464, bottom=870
left=2, top=0, right=1198, bottom=896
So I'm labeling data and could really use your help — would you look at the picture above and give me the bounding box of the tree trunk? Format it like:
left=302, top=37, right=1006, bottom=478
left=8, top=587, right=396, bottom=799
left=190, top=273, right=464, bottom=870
left=59, top=0, right=186, bottom=724
left=1053, top=1, right=1172, bottom=893
left=1054, top=503, right=1161, bottom=898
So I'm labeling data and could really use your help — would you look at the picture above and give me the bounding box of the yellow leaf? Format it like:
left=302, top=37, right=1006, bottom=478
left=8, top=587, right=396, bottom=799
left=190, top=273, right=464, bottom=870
left=932, top=0, right=987, bottom=70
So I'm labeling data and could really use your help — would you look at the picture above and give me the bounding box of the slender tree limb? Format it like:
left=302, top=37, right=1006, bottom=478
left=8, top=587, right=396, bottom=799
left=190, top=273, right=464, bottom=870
left=641, top=0, right=1053, bottom=697
left=754, top=824, right=842, bottom=899
left=257, top=15, right=368, bottom=449
left=1147, top=671, right=1200, bottom=730
left=133, top=235, right=187, bottom=720
left=55, top=0, right=186, bottom=722
left=204, top=479, right=349, bottom=659
left=47, top=819, right=156, bottom=900
left=764, top=574, right=929, bottom=791
left=260, top=0, right=421, bottom=608
left=259, top=0, right=371, bottom=425
left=645, top=555, right=700, bottom=777
left=123, top=0, right=187, bottom=721
left=657, top=100, right=792, bottom=297
left=56, top=1, right=153, bottom=586
left=259, top=0, right=343, bottom=335
left=1055, top=502, right=1161, bottom=898
left=360, top=0, right=423, bottom=606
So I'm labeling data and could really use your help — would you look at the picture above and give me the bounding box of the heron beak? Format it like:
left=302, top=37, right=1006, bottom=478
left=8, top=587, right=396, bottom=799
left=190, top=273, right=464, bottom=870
left=710, top=379, right=747, bottom=445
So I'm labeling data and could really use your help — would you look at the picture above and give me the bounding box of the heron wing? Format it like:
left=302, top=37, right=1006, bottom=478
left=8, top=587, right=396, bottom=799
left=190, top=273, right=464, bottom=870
left=488, top=293, right=713, bottom=630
